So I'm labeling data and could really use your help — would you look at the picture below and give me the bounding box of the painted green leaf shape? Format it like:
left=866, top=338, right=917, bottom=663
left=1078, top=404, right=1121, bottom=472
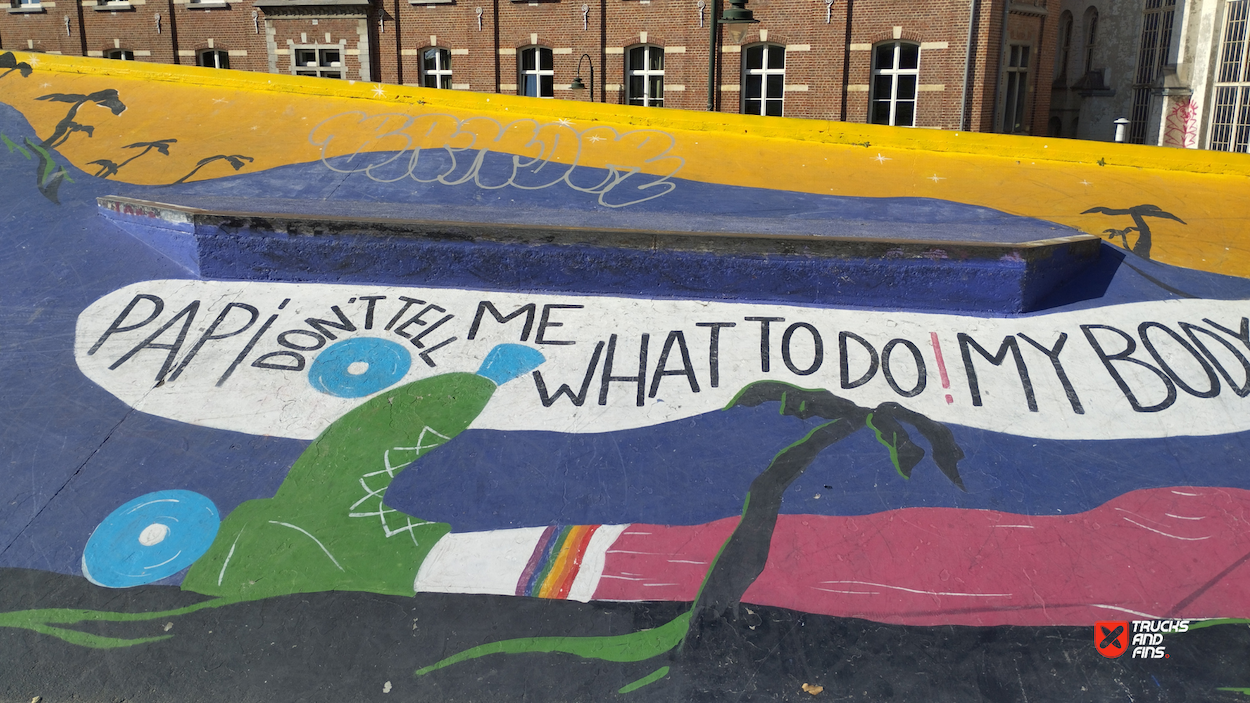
left=619, top=666, right=670, bottom=694
left=865, top=412, right=907, bottom=479
left=415, top=610, right=691, bottom=677
left=0, top=596, right=239, bottom=649
left=2, top=134, right=30, bottom=159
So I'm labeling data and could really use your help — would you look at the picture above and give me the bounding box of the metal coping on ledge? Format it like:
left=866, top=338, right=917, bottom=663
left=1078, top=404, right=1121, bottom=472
left=97, top=195, right=1101, bottom=260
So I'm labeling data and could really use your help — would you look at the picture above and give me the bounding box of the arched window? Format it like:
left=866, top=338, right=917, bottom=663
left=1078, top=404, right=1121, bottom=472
left=870, top=41, right=919, bottom=127
left=198, top=50, right=229, bottom=69
left=627, top=45, right=664, bottom=107
left=742, top=43, right=785, bottom=116
left=1055, top=11, right=1073, bottom=83
left=422, top=48, right=452, bottom=89
left=106, top=49, right=135, bottom=61
left=519, top=47, right=554, bottom=98
left=1082, top=7, right=1099, bottom=76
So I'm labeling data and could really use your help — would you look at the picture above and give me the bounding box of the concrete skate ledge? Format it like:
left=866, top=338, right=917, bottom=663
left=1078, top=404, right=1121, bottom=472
left=98, top=195, right=1101, bottom=313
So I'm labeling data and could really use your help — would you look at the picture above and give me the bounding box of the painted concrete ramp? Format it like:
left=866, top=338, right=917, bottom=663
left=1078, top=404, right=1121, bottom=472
left=4, top=53, right=1250, bottom=702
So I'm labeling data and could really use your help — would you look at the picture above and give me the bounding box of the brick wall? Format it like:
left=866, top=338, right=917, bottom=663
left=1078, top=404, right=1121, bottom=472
left=0, top=0, right=1058, bottom=134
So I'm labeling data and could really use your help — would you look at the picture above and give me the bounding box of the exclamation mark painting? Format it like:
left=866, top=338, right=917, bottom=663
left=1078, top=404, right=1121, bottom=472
left=930, top=332, right=954, bottom=404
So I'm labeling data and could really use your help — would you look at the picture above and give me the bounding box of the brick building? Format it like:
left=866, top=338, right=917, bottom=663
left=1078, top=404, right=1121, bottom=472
left=1, top=0, right=1057, bottom=133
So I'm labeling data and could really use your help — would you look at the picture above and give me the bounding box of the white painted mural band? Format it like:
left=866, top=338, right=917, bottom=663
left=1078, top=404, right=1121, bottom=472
left=75, top=279, right=1250, bottom=441
left=415, top=526, right=549, bottom=595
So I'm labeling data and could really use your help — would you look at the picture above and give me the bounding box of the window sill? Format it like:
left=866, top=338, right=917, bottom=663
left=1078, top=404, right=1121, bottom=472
left=93, top=2, right=134, bottom=9
left=409, top=0, right=453, bottom=4
left=7, top=5, right=45, bottom=13
left=188, top=1, right=229, bottom=7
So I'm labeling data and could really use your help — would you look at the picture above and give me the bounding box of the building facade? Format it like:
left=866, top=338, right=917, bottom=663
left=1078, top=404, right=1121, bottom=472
left=1048, top=0, right=1250, bottom=152
left=2, top=0, right=1058, bottom=133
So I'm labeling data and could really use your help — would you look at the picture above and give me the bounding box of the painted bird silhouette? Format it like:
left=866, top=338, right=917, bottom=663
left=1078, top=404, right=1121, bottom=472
left=1082, top=204, right=1186, bottom=260
left=36, top=90, right=127, bottom=148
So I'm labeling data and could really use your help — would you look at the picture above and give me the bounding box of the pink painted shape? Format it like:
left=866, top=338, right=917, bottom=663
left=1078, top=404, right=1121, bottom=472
left=593, top=487, right=1250, bottom=626
left=929, top=332, right=951, bottom=389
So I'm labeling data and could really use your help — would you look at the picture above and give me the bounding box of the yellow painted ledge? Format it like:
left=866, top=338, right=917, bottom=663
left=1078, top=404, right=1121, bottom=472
left=8, top=53, right=1250, bottom=279
left=29, top=52, right=1250, bottom=177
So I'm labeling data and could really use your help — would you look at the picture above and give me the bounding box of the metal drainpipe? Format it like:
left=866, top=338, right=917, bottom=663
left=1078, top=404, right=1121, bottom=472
left=493, top=0, right=501, bottom=93
left=707, top=0, right=720, bottom=111
left=959, top=0, right=981, bottom=131
left=76, top=2, right=88, bottom=56
left=166, top=0, right=180, bottom=65
left=840, top=0, right=853, bottom=121
left=600, top=0, right=606, bottom=103
left=992, top=0, right=1010, bottom=132
left=394, top=0, right=403, bottom=85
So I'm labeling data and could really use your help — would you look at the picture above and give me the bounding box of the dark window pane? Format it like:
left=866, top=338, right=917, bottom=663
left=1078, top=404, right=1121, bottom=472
left=219, top=53, right=230, bottom=69
left=766, top=74, right=783, bottom=98
left=897, top=75, right=917, bottom=100
left=872, top=74, right=893, bottom=99
left=423, top=49, right=437, bottom=72
left=745, top=74, right=762, bottom=99
left=767, top=46, right=784, bottom=69
left=521, top=49, right=535, bottom=71
left=540, top=74, right=553, bottom=97
left=424, top=74, right=438, bottom=89
left=875, top=45, right=894, bottom=70
left=1020, top=45, right=1031, bottom=67
left=745, top=46, right=763, bottom=70
left=765, top=99, right=782, bottom=116
left=523, top=75, right=538, bottom=96
left=650, top=76, right=663, bottom=100
left=629, top=46, right=644, bottom=70
left=895, top=101, right=915, bottom=126
left=899, top=43, right=919, bottom=69
left=630, top=75, right=644, bottom=100
left=871, top=101, right=891, bottom=124
left=745, top=98, right=763, bottom=115
left=297, top=70, right=317, bottom=76
left=323, top=72, right=342, bottom=79
left=539, top=48, right=553, bottom=70
left=650, top=48, right=664, bottom=71
left=297, top=50, right=316, bottom=66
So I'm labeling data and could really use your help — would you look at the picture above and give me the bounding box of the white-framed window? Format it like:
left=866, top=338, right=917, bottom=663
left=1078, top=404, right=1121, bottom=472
left=627, top=45, right=664, bottom=107
left=742, top=43, right=785, bottom=116
left=106, top=49, right=135, bottom=61
left=870, top=41, right=919, bottom=127
left=198, top=49, right=229, bottom=69
left=1211, top=0, right=1250, bottom=152
left=421, top=47, right=452, bottom=89
left=519, top=46, right=553, bottom=98
left=1002, top=44, right=1031, bottom=133
left=294, top=47, right=342, bottom=79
